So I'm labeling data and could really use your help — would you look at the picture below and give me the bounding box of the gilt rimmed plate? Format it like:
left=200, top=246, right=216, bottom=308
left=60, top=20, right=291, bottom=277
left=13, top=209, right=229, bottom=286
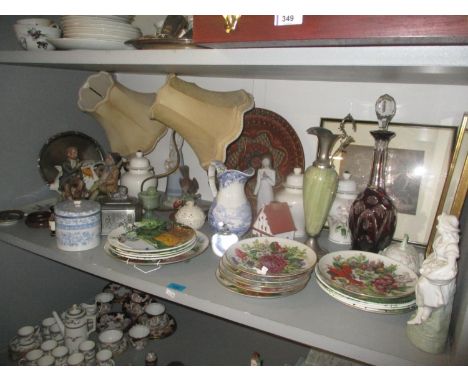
left=219, top=255, right=312, bottom=286
left=105, top=231, right=209, bottom=266
left=215, top=269, right=307, bottom=298
left=316, top=276, right=416, bottom=314
left=218, top=265, right=310, bottom=294
left=107, top=222, right=196, bottom=252
left=317, top=250, right=418, bottom=301
left=47, top=37, right=135, bottom=50
left=224, top=237, right=317, bottom=278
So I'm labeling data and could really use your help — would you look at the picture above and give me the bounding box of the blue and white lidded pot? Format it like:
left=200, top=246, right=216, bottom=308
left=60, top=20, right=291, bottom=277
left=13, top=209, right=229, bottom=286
left=55, top=199, right=101, bottom=251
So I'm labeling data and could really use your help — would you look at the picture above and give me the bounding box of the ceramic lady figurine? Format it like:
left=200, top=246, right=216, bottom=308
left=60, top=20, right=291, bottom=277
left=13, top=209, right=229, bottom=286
left=208, top=161, right=254, bottom=237
left=407, top=213, right=460, bottom=354
left=253, top=155, right=276, bottom=214
left=327, top=172, right=357, bottom=245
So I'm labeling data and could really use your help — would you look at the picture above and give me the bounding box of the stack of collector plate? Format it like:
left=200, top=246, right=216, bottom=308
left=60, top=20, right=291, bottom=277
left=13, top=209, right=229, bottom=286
left=216, top=237, right=317, bottom=298
left=50, top=16, right=141, bottom=50
left=315, top=250, right=418, bottom=314
left=104, top=223, right=209, bottom=266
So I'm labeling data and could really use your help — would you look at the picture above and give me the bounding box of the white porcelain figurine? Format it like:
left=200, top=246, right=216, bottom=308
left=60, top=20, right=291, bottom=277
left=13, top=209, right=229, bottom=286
left=407, top=213, right=460, bottom=354
left=253, top=155, right=276, bottom=214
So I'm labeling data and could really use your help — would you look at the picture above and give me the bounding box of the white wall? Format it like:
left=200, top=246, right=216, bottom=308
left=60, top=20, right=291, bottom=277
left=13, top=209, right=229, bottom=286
left=115, top=73, right=468, bottom=201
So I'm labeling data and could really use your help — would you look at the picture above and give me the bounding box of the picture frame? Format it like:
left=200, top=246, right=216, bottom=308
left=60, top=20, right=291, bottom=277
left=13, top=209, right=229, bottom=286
left=425, top=113, right=468, bottom=255
left=320, top=118, right=458, bottom=247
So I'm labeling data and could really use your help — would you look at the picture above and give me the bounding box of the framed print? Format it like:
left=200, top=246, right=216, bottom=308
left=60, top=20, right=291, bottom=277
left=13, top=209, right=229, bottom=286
left=426, top=113, right=468, bottom=255
left=321, top=118, right=458, bottom=246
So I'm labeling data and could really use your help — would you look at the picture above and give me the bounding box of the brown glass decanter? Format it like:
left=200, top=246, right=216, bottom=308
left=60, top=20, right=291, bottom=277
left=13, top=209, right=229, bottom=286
left=348, top=94, right=397, bottom=253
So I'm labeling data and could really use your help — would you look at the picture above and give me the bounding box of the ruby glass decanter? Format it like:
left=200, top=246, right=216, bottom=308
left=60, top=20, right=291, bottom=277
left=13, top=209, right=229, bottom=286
left=348, top=94, right=398, bottom=252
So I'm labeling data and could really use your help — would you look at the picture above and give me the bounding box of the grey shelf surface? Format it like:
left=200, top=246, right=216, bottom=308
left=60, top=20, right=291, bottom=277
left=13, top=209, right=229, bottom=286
left=0, top=220, right=452, bottom=366
left=0, top=46, right=468, bottom=84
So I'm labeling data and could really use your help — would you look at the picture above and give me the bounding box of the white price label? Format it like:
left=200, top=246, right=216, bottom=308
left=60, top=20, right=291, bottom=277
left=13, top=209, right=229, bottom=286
left=274, top=15, right=303, bottom=26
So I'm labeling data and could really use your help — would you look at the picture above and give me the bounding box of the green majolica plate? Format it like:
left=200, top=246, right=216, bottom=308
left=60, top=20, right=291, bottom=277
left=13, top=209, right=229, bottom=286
left=224, top=237, right=317, bottom=278
left=317, top=250, right=418, bottom=301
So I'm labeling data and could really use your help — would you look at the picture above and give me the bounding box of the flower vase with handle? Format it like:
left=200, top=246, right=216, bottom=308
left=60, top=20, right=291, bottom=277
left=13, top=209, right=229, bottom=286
left=208, top=161, right=254, bottom=237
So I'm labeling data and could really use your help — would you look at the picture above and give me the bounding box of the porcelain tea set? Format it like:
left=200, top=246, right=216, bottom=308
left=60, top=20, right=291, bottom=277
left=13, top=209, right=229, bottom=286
left=11, top=283, right=176, bottom=365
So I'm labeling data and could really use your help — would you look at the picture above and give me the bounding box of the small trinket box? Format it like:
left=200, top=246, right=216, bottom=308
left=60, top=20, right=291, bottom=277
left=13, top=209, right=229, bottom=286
left=100, top=195, right=142, bottom=235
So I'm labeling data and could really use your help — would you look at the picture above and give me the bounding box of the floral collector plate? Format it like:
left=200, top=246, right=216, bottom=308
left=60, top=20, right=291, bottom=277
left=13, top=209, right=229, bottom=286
left=218, top=263, right=310, bottom=294
left=317, top=251, right=418, bottom=301
left=215, top=269, right=307, bottom=298
left=315, top=275, right=416, bottom=314
left=225, top=237, right=317, bottom=278
left=220, top=255, right=311, bottom=285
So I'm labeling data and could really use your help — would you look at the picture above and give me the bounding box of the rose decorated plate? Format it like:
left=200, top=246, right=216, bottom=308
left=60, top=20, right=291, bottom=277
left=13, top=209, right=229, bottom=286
left=215, top=269, right=308, bottom=298
left=317, top=250, right=418, bottom=301
left=224, top=237, right=317, bottom=278
left=315, top=274, right=416, bottom=314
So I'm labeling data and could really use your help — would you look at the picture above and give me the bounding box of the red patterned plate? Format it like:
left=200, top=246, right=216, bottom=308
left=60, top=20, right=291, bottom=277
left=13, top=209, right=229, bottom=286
left=225, top=108, right=305, bottom=211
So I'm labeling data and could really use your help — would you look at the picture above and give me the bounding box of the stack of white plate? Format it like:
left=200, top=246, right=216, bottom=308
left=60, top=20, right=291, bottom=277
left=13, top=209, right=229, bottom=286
left=315, top=250, right=418, bottom=314
left=49, top=15, right=140, bottom=50
left=216, top=237, right=317, bottom=298
left=104, top=223, right=209, bottom=266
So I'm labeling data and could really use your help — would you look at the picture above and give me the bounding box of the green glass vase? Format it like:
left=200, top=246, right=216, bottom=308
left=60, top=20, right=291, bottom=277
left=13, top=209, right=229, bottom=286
left=303, top=127, right=340, bottom=257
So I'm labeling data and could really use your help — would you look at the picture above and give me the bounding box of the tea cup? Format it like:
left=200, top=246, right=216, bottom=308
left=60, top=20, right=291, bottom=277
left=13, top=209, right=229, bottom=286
left=95, top=292, right=114, bottom=316
left=19, top=348, right=44, bottom=366
left=52, top=345, right=68, bottom=366
left=128, top=325, right=150, bottom=351
left=17, top=325, right=41, bottom=346
left=96, top=349, right=114, bottom=366
left=67, top=352, right=85, bottom=366
left=79, top=339, right=96, bottom=365
left=142, top=303, right=168, bottom=328
left=37, top=354, right=55, bottom=366
left=41, top=317, right=56, bottom=340
left=13, top=23, right=61, bottom=51
left=98, top=329, right=124, bottom=355
left=40, top=339, right=57, bottom=356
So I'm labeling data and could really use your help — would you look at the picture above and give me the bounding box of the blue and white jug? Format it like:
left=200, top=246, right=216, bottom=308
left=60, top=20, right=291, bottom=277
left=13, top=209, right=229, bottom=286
left=207, top=161, right=254, bottom=237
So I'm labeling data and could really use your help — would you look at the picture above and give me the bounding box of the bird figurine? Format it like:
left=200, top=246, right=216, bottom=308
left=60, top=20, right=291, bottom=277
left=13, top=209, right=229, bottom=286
left=179, top=165, right=199, bottom=198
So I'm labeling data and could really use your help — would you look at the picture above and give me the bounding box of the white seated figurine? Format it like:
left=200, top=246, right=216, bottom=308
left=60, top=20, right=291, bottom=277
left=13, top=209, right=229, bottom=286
left=407, top=213, right=460, bottom=354
left=253, top=155, right=276, bottom=214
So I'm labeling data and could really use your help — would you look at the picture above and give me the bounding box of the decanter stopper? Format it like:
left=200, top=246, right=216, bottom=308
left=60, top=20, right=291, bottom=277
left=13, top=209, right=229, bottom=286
left=375, top=94, right=396, bottom=130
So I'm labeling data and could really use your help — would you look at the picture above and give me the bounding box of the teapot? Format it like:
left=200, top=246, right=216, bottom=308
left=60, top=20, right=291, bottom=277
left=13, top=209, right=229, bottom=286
left=52, top=304, right=96, bottom=354
left=120, top=150, right=158, bottom=198
left=121, top=131, right=182, bottom=199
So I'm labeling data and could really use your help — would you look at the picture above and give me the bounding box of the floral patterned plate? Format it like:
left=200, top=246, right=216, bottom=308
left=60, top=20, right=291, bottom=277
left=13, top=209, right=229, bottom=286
left=317, top=251, right=418, bottom=301
left=215, top=269, right=307, bottom=298
left=315, top=275, right=416, bottom=314
left=224, top=237, right=317, bottom=278
left=219, top=255, right=311, bottom=286
left=218, top=263, right=310, bottom=293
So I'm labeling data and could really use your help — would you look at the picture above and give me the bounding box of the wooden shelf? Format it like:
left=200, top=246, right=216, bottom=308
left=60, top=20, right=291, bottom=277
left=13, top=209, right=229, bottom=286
left=0, top=46, right=468, bottom=84
left=0, top=219, right=451, bottom=366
